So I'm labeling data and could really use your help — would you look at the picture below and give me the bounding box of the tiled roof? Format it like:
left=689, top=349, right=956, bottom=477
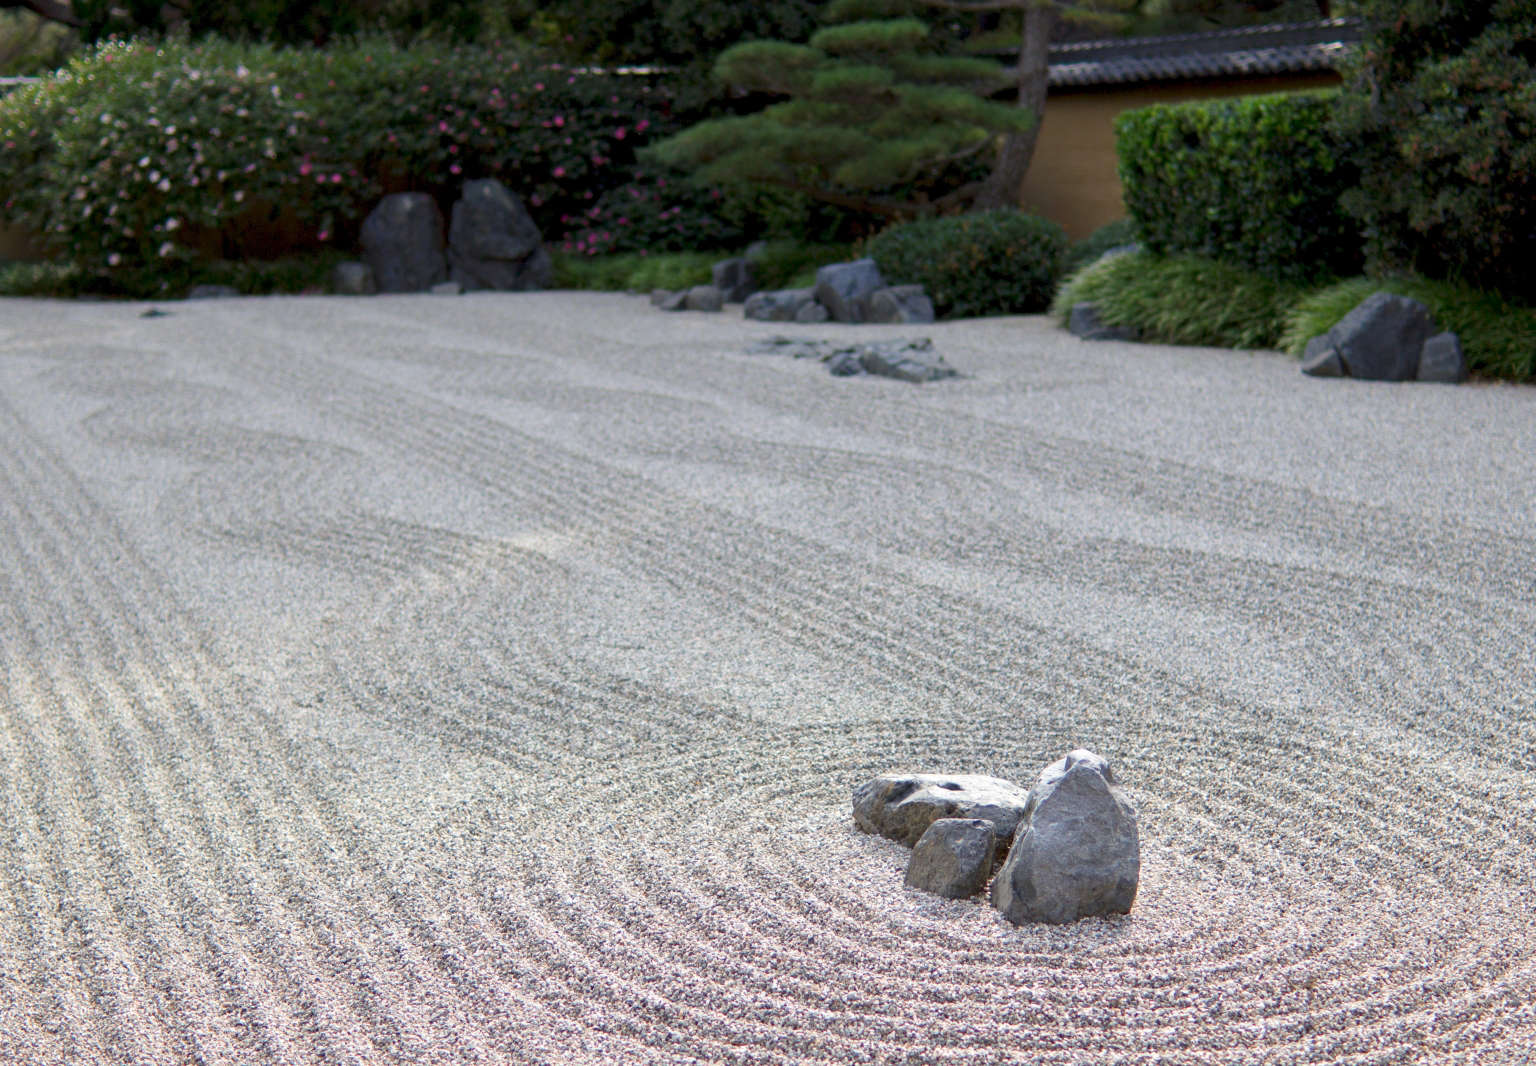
left=1037, top=18, right=1362, bottom=88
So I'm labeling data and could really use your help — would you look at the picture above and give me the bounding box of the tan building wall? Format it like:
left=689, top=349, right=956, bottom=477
left=1018, top=72, right=1341, bottom=242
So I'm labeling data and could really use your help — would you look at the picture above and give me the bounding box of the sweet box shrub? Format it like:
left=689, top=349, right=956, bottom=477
left=865, top=209, right=1066, bottom=319
left=0, top=36, right=695, bottom=276
left=1115, top=91, right=1362, bottom=283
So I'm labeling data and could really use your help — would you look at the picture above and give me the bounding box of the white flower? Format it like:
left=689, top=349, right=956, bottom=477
left=148, top=170, right=160, bottom=183
left=233, top=190, right=245, bottom=202
left=165, top=125, right=175, bottom=136
left=158, top=241, right=175, bottom=257
left=107, top=252, right=121, bottom=266
left=138, top=155, right=150, bottom=167
left=164, top=217, right=180, bottom=231
left=236, top=65, right=249, bottom=79
left=157, top=178, right=171, bottom=192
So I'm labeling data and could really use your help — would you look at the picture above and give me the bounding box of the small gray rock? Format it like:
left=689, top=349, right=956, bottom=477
left=684, top=284, right=725, bottom=312
left=1068, top=302, right=1138, bottom=342
left=853, top=772, right=1032, bottom=849
left=795, top=301, right=830, bottom=324
left=654, top=289, right=689, bottom=312
left=905, top=818, right=997, bottom=900
left=430, top=280, right=463, bottom=296
left=826, top=349, right=864, bottom=376
left=1417, top=331, right=1468, bottom=384
left=868, top=285, right=936, bottom=324
left=711, top=257, right=757, bottom=303
left=361, top=192, right=448, bottom=293
left=814, top=258, right=886, bottom=323
left=744, top=288, right=818, bottom=322
left=186, top=284, right=240, bottom=300
left=1327, top=292, right=1437, bottom=381
left=1301, top=334, right=1346, bottom=377
left=991, top=749, right=1140, bottom=926
left=859, top=338, right=957, bottom=383
left=332, top=261, right=375, bottom=296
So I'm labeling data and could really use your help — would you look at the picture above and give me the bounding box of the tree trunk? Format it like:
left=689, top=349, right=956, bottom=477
left=974, top=1, right=1057, bottom=210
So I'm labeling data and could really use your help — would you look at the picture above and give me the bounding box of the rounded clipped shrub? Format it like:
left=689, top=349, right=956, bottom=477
left=865, top=209, right=1067, bottom=319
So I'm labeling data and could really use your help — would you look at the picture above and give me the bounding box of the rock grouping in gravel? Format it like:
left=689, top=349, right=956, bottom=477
left=745, top=335, right=959, bottom=382
left=856, top=751, right=1140, bottom=925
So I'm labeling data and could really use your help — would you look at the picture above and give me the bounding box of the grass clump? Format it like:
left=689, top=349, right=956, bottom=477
left=1053, top=251, right=1306, bottom=350
left=551, top=250, right=717, bottom=292
left=0, top=253, right=348, bottom=299
left=1281, top=277, right=1536, bottom=382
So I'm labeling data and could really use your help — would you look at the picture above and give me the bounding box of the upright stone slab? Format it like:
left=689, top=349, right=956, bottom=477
left=852, top=772, right=1031, bottom=849
left=814, top=259, right=886, bottom=323
left=447, top=179, right=552, bottom=292
left=1321, top=292, right=1436, bottom=381
left=361, top=192, right=448, bottom=293
left=991, top=750, right=1139, bottom=925
left=905, top=818, right=997, bottom=899
left=1417, top=331, right=1468, bottom=384
left=711, top=257, right=757, bottom=303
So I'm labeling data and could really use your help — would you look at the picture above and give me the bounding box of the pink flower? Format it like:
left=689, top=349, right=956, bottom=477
left=613, top=127, right=627, bottom=140
left=318, top=229, right=330, bottom=241
left=438, top=121, right=449, bottom=132
left=553, top=115, right=564, bottom=127
left=534, top=82, right=544, bottom=91
left=553, top=166, right=566, bottom=178
left=316, top=175, right=327, bottom=184
left=331, top=173, right=342, bottom=183
left=450, top=163, right=462, bottom=175
left=636, top=119, right=650, bottom=133
left=299, top=161, right=313, bottom=176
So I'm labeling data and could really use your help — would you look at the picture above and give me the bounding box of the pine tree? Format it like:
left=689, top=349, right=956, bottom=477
left=649, top=0, right=1036, bottom=220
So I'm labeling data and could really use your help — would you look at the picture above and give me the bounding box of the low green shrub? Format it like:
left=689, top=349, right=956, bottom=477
left=1063, top=217, right=1139, bottom=275
left=1281, top=276, right=1536, bottom=382
left=0, top=252, right=349, bottom=298
left=551, top=250, right=717, bottom=292
left=865, top=209, right=1066, bottom=319
left=1052, top=251, right=1306, bottom=350
left=747, top=239, right=856, bottom=290
left=0, top=36, right=682, bottom=282
left=1116, top=91, right=1361, bottom=283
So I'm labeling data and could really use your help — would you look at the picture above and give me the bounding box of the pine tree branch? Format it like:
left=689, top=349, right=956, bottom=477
left=0, top=0, right=82, bottom=27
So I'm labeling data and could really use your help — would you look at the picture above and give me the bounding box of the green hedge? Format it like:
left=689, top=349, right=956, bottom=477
left=865, top=208, right=1065, bottom=319
left=0, top=37, right=705, bottom=277
left=1115, top=91, right=1361, bottom=283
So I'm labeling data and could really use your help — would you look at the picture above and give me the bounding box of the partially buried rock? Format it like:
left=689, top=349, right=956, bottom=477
left=905, top=818, right=997, bottom=900
left=361, top=192, right=448, bottom=293
left=1311, top=291, right=1436, bottom=382
left=711, top=257, right=757, bottom=303
left=187, top=284, right=239, bottom=300
left=858, top=338, right=956, bottom=383
left=1300, top=334, right=1346, bottom=377
left=814, top=258, right=885, bottom=323
left=1417, top=331, right=1467, bottom=384
left=991, top=749, right=1139, bottom=926
left=853, top=772, right=1031, bottom=849
left=795, top=301, right=830, bottom=323
left=332, top=260, right=376, bottom=296
left=1068, top=301, right=1138, bottom=342
left=652, top=289, right=689, bottom=312
left=868, top=285, right=935, bottom=324
left=448, top=179, right=553, bottom=292
left=744, top=288, right=818, bottom=322
left=684, top=284, right=725, bottom=312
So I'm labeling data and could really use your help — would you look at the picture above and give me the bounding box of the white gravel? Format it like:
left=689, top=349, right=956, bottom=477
left=1, top=290, right=1534, bottom=1065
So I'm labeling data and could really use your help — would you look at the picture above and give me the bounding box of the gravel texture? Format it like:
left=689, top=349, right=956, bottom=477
left=1, top=290, right=1534, bottom=1065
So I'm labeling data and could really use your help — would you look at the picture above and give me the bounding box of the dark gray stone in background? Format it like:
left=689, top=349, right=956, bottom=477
left=853, top=772, right=1032, bottom=849
left=868, top=285, right=935, bottom=324
left=711, top=257, right=757, bottom=303
left=814, top=258, right=886, bottom=323
left=795, top=301, right=830, bottom=323
left=744, top=288, right=818, bottom=322
left=1417, top=331, right=1468, bottom=384
left=1068, top=301, right=1139, bottom=342
left=1316, top=291, right=1436, bottom=382
left=1301, top=334, right=1346, bottom=377
left=991, top=749, right=1140, bottom=926
left=905, top=818, right=998, bottom=899
left=361, top=192, right=448, bottom=293
left=447, top=179, right=552, bottom=292
left=652, top=289, right=688, bottom=312
left=332, top=261, right=375, bottom=296
left=187, top=284, right=240, bottom=300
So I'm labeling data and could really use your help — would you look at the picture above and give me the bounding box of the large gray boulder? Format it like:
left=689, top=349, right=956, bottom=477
left=1417, top=331, right=1468, bottom=384
left=744, top=288, right=818, bottom=322
left=684, top=284, right=725, bottom=312
left=1311, top=292, right=1436, bottom=382
left=361, top=192, right=448, bottom=293
left=991, top=749, right=1139, bottom=926
left=711, top=257, right=757, bottom=303
left=868, top=285, right=935, bottom=324
left=905, top=818, right=997, bottom=900
left=853, top=772, right=1031, bottom=849
left=447, top=179, right=552, bottom=292
left=815, top=258, right=886, bottom=323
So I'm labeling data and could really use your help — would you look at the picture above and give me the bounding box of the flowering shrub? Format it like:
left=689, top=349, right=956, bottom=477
left=0, top=36, right=684, bottom=273
left=555, top=165, right=741, bottom=257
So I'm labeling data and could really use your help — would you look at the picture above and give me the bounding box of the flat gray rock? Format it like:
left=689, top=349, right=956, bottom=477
left=814, top=259, right=885, bottom=323
left=187, top=284, right=239, bottom=300
left=653, top=289, right=689, bottom=312
left=991, top=749, right=1139, bottom=925
left=361, top=192, right=448, bottom=293
left=858, top=338, right=957, bottom=383
left=1418, top=331, right=1467, bottom=384
left=1068, top=301, right=1138, bottom=342
left=1301, top=334, right=1346, bottom=377
left=794, top=301, right=829, bottom=323
left=853, top=772, right=1031, bottom=849
left=743, top=288, right=817, bottom=322
left=684, top=285, right=724, bottom=312
left=905, top=818, right=997, bottom=899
